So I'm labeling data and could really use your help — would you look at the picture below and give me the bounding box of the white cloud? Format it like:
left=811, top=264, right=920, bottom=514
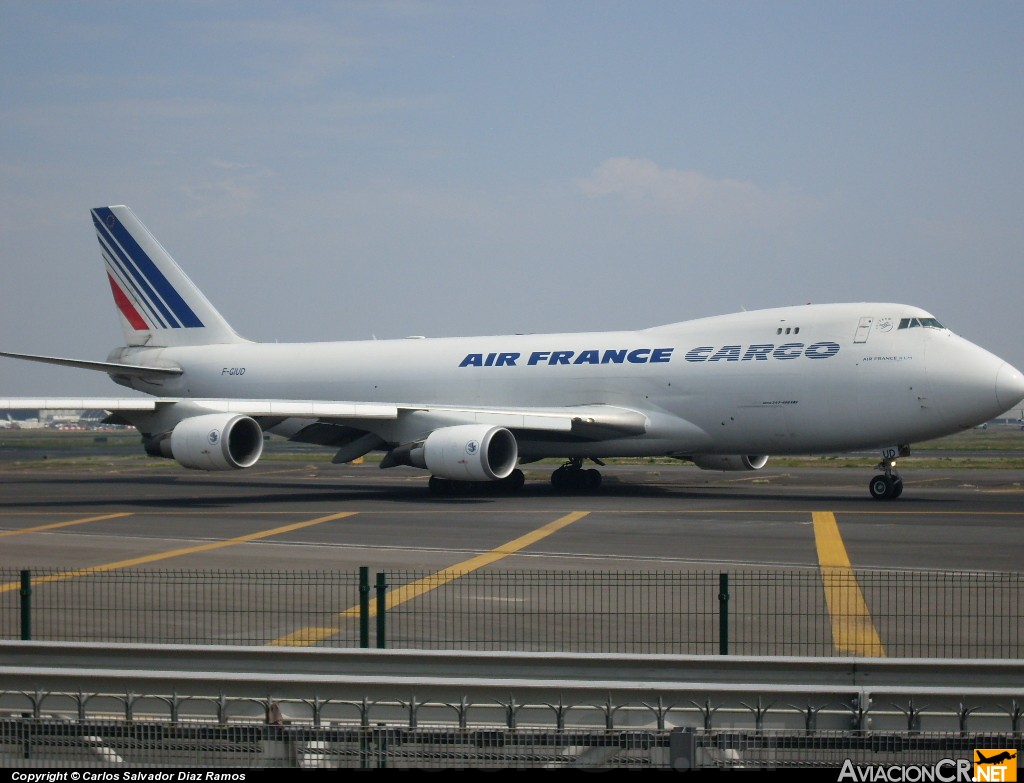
left=177, top=159, right=277, bottom=219
left=577, top=157, right=821, bottom=235
left=209, top=159, right=262, bottom=171
left=193, top=17, right=376, bottom=94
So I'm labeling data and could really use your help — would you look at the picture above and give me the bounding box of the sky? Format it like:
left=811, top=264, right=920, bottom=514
left=1, top=1, right=1022, bottom=397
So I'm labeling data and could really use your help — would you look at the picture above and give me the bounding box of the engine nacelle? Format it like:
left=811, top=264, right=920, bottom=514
left=690, top=454, right=769, bottom=471
left=411, top=424, right=518, bottom=481
left=169, top=413, right=264, bottom=470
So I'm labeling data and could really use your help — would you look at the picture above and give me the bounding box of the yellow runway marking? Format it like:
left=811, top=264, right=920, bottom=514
left=812, top=511, right=885, bottom=657
left=272, top=510, right=591, bottom=646
left=0, top=512, right=133, bottom=537
left=0, top=511, right=357, bottom=594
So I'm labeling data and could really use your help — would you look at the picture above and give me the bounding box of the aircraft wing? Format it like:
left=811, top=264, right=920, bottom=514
left=0, top=397, right=398, bottom=424
left=0, top=397, right=165, bottom=415
left=0, top=397, right=648, bottom=438
left=385, top=402, right=649, bottom=437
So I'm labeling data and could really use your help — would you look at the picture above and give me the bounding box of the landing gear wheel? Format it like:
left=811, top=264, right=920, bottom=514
left=869, top=474, right=894, bottom=500
left=551, top=466, right=570, bottom=491
left=428, top=476, right=453, bottom=496
left=868, top=446, right=909, bottom=500
left=500, top=468, right=525, bottom=492
left=550, top=459, right=603, bottom=493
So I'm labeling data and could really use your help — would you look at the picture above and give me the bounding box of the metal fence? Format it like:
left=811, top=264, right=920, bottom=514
left=1, top=568, right=1021, bottom=657
left=3, top=721, right=1023, bottom=769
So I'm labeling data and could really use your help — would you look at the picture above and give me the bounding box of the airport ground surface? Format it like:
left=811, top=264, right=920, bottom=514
left=0, top=434, right=1021, bottom=575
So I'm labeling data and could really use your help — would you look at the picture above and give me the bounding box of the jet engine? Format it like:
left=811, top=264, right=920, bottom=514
left=690, top=454, right=769, bottom=471
left=166, top=413, right=264, bottom=470
left=409, top=424, right=518, bottom=481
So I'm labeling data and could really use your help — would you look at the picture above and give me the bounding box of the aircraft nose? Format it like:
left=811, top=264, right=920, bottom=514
left=996, top=362, right=1024, bottom=411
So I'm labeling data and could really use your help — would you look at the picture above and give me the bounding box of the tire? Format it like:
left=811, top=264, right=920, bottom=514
left=428, top=476, right=453, bottom=496
left=890, top=477, right=904, bottom=498
left=551, top=467, right=568, bottom=490
left=500, top=469, right=525, bottom=492
left=869, top=475, right=893, bottom=500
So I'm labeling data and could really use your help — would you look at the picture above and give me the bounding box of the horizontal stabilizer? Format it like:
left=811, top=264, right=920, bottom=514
left=0, top=351, right=181, bottom=378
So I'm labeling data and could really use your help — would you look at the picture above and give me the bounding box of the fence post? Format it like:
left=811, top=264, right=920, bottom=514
left=375, top=572, right=388, bottom=649
left=359, top=567, right=369, bottom=648
left=669, top=727, right=697, bottom=771
left=19, top=570, right=31, bottom=641
left=718, top=573, right=729, bottom=655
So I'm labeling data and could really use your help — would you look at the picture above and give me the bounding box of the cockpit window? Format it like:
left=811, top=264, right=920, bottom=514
left=898, top=317, right=945, bottom=330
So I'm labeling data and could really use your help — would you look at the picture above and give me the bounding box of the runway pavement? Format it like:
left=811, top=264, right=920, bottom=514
left=0, top=458, right=1021, bottom=574
left=1, top=456, right=1021, bottom=656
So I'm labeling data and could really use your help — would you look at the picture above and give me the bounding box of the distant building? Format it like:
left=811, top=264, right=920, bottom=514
left=993, top=407, right=1024, bottom=427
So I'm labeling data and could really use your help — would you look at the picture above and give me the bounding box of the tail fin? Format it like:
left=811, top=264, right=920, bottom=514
left=92, top=205, right=247, bottom=347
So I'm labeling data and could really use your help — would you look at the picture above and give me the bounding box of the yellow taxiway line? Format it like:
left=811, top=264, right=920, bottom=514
left=0, top=512, right=134, bottom=537
left=0, top=511, right=357, bottom=594
left=271, top=510, right=591, bottom=646
left=812, top=511, right=885, bottom=656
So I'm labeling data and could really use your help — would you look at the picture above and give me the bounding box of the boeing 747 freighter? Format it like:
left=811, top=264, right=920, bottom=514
left=3, top=206, right=1022, bottom=499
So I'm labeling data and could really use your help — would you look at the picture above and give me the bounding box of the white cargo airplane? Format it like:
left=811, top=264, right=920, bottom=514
left=2, top=206, right=1023, bottom=500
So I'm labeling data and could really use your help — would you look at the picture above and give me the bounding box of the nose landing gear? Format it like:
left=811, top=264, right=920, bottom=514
left=869, top=445, right=909, bottom=500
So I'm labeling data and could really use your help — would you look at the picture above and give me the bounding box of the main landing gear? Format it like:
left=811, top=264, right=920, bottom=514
left=550, top=457, right=604, bottom=492
left=868, top=446, right=909, bottom=500
left=428, top=469, right=525, bottom=496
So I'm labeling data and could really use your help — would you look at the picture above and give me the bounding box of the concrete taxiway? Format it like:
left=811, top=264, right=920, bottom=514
left=1, top=457, right=1020, bottom=656
left=0, top=459, right=1021, bottom=574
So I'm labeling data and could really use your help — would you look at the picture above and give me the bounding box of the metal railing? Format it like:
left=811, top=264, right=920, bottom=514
left=1, top=643, right=1022, bottom=769
left=1, top=568, right=1021, bottom=657
left=5, top=722, right=1022, bottom=769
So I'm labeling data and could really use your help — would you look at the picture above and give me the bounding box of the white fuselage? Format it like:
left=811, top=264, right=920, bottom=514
left=110, top=303, right=1022, bottom=459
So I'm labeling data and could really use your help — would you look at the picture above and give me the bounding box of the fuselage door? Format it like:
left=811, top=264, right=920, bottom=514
left=853, top=316, right=874, bottom=344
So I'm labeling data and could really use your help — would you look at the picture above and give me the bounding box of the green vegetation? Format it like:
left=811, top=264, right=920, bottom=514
left=0, top=429, right=141, bottom=450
